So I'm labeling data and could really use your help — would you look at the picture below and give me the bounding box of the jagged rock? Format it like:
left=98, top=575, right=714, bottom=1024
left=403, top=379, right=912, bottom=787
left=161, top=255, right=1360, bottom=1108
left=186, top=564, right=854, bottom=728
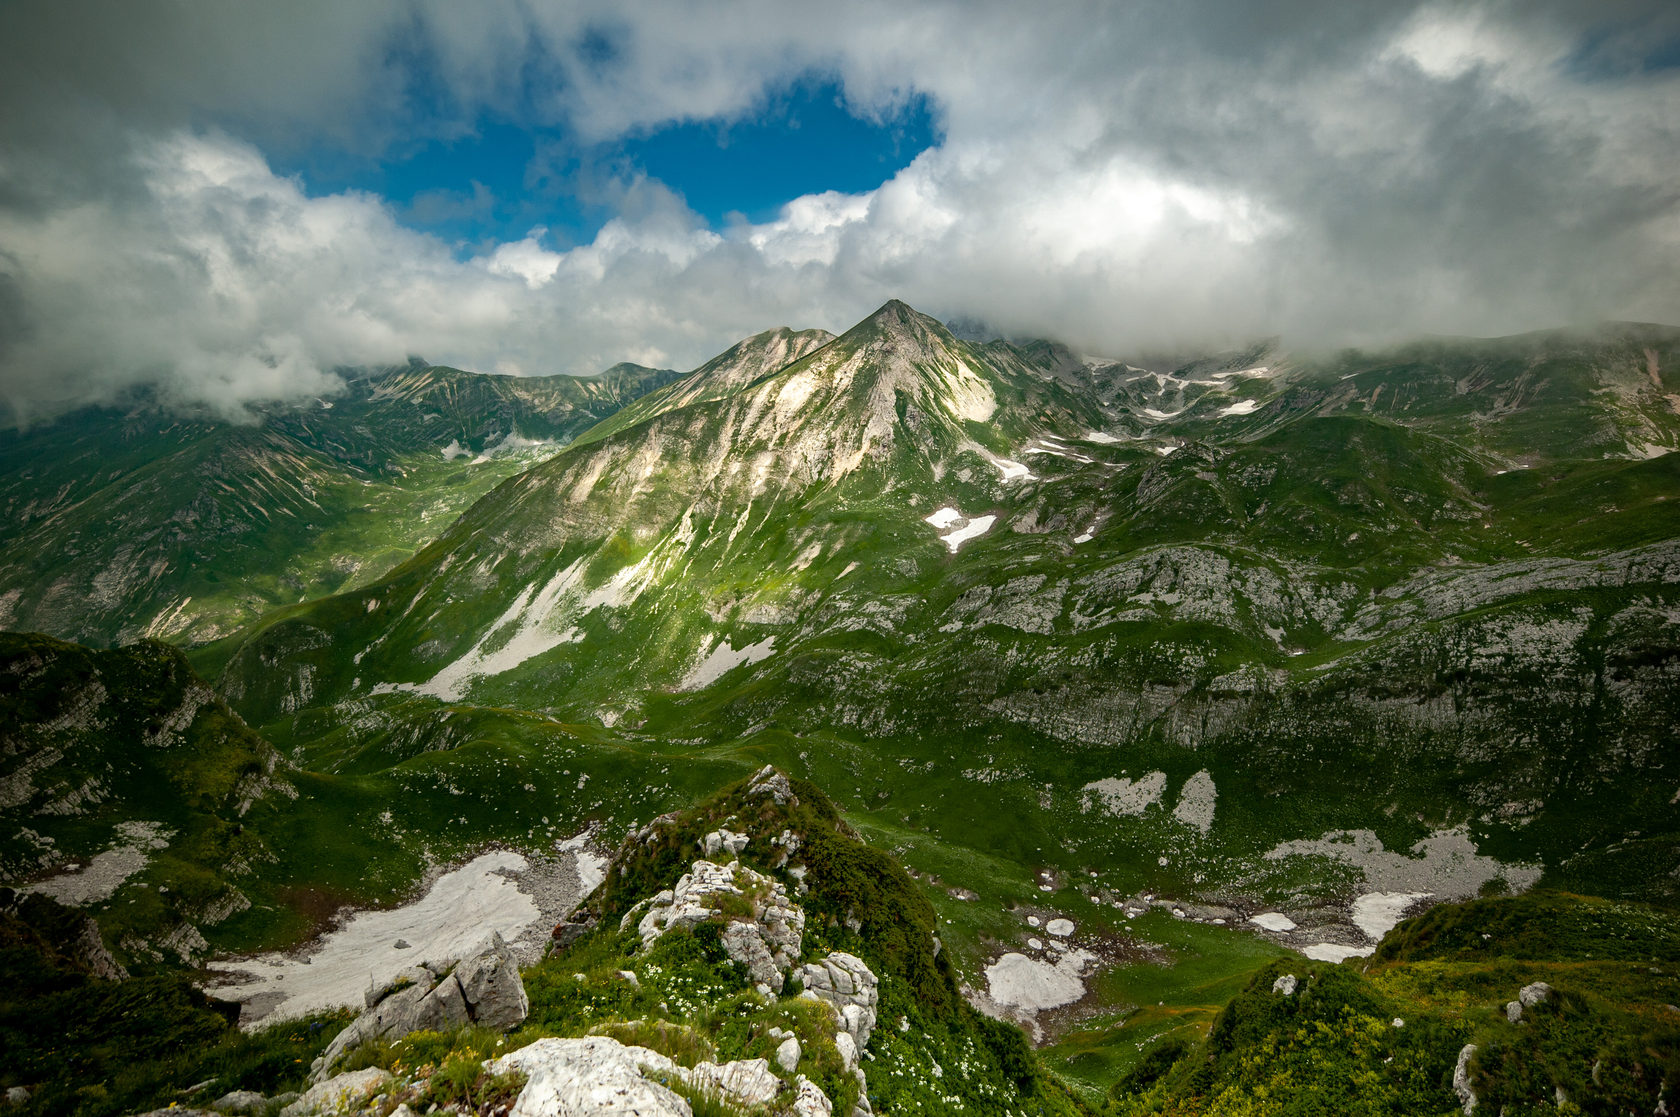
left=315, top=936, right=529, bottom=1080
left=747, top=765, right=797, bottom=806
left=1453, top=1044, right=1478, bottom=1114
left=835, top=1030, right=859, bottom=1071
left=211, top=1090, right=267, bottom=1113
left=688, top=1058, right=781, bottom=1107
left=1273, top=974, right=1297, bottom=996
left=796, top=951, right=879, bottom=1048
left=1505, top=1000, right=1523, bottom=1023
left=775, top=1035, right=802, bottom=1073
left=281, top=1068, right=391, bottom=1117
left=701, top=829, right=749, bottom=857
left=5, top=1088, right=29, bottom=1106
left=492, top=1037, right=685, bottom=1117
left=637, top=858, right=804, bottom=992
left=793, top=1075, right=834, bottom=1117
left=1518, top=981, right=1552, bottom=1008
left=454, top=931, right=528, bottom=1030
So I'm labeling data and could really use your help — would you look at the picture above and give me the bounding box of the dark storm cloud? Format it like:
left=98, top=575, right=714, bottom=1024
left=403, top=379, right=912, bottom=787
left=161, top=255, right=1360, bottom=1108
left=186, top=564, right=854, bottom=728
left=0, top=0, right=1677, bottom=420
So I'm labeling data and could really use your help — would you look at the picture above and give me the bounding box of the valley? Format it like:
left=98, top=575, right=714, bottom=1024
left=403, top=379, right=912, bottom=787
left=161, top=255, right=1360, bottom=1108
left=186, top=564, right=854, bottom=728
left=3, top=301, right=1677, bottom=1115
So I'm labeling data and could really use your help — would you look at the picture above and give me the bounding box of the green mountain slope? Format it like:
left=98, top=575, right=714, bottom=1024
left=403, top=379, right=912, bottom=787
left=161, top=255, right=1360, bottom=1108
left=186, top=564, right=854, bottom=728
left=0, top=361, right=680, bottom=646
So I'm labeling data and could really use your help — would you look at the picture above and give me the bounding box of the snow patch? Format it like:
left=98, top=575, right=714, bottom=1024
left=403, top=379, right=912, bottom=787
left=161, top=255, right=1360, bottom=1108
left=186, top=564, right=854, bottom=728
left=1082, top=431, right=1122, bottom=444
left=984, top=949, right=1094, bottom=1013
left=1301, top=943, right=1374, bottom=963
left=1351, top=891, right=1430, bottom=941
left=207, top=852, right=540, bottom=1024
left=929, top=512, right=995, bottom=553
left=1249, top=912, right=1298, bottom=933
left=925, top=507, right=964, bottom=529
left=1218, top=399, right=1260, bottom=417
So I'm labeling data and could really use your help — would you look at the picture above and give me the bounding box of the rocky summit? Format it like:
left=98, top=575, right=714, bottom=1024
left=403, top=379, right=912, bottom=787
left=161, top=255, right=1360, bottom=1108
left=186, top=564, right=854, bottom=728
left=2, top=302, right=1678, bottom=1116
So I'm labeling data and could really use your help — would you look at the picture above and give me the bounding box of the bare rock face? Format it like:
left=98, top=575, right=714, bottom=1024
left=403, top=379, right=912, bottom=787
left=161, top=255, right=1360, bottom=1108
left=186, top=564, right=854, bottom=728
left=634, top=858, right=804, bottom=992
left=492, top=1037, right=686, bottom=1117
left=454, top=931, right=529, bottom=1030
left=747, top=765, right=797, bottom=806
left=491, top=1038, right=795, bottom=1117
left=687, top=1057, right=781, bottom=1107
left=701, top=828, right=750, bottom=858
left=312, top=933, right=529, bottom=1081
left=793, top=1075, right=835, bottom=1117
left=796, top=951, right=880, bottom=1049
left=281, top=1068, right=391, bottom=1117
left=1454, top=1044, right=1478, bottom=1114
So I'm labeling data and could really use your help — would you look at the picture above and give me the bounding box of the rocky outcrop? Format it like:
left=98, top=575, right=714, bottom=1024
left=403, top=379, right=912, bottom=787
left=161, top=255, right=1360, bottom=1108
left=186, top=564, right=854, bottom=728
left=797, top=951, right=879, bottom=1049
left=312, top=933, right=527, bottom=1080
left=282, top=1068, right=391, bottom=1117
left=630, top=858, right=804, bottom=992
left=796, top=951, right=880, bottom=1117
left=1454, top=1044, right=1478, bottom=1114
left=490, top=1037, right=814, bottom=1117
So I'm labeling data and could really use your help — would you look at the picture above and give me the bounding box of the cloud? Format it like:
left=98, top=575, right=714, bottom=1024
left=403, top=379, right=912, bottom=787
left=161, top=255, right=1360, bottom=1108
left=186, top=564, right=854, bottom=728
left=1, top=0, right=1679, bottom=421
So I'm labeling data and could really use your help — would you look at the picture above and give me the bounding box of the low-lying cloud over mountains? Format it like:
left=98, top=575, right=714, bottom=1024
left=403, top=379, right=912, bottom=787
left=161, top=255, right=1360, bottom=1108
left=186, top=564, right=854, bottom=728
left=2, top=0, right=1678, bottom=421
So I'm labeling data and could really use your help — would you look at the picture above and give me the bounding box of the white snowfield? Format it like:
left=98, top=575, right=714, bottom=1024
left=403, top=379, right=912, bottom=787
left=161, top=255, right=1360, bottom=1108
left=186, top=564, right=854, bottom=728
left=1351, top=891, right=1430, bottom=940
left=984, top=948, right=1094, bottom=1013
left=1249, top=912, right=1298, bottom=932
left=207, top=848, right=602, bottom=1026
left=925, top=507, right=996, bottom=552
left=1218, top=399, right=1260, bottom=417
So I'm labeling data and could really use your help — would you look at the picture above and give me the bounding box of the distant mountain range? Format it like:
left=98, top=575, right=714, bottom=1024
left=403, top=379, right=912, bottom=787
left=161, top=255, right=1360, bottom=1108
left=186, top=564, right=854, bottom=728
left=2, top=300, right=1677, bottom=1109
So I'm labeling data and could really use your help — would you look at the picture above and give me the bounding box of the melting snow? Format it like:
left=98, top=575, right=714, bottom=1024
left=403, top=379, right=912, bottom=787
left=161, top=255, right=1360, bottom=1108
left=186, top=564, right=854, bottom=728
left=925, top=507, right=964, bottom=529
left=1218, top=399, right=1260, bottom=417
left=207, top=852, right=541, bottom=1024
left=938, top=515, right=996, bottom=553
left=680, top=637, right=777, bottom=690
left=1082, top=431, right=1122, bottom=444
left=1302, top=943, right=1374, bottom=963
left=1045, top=918, right=1075, bottom=937
left=1351, top=891, right=1430, bottom=941
left=984, top=949, right=1094, bottom=1013
left=989, top=455, right=1036, bottom=481
left=1073, top=532, right=1093, bottom=544
left=1249, top=912, right=1298, bottom=932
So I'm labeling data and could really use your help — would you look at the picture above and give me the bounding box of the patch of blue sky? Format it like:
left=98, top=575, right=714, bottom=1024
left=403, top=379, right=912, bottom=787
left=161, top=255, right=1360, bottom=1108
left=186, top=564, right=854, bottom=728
left=270, top=74, right=938, bottom=255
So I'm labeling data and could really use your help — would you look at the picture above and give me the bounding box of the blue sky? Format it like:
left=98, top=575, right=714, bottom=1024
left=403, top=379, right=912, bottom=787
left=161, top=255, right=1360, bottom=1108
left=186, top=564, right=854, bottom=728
left=273, top=77, right=940, bottom=251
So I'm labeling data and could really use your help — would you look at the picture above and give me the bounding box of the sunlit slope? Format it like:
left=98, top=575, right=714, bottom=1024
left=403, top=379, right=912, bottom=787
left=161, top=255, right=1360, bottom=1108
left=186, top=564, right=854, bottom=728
left=212, top=304, right=1680, bottom=917
left=0, top=362, right=679, bottom=646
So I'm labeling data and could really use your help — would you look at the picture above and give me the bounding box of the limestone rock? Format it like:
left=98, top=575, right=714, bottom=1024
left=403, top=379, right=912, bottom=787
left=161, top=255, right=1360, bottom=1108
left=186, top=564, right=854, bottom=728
left=775, top=1035, right=802, bottom=1074
left=492, top=1037, right=685, bottom=1117
left=1272, top=973, right=1297, bottom=996
left=638, top=858, right=804, bottom=992
left=1453, top=1044, right=1477, bottom=1114
left=797, top=952, right=879, bottom=1048
left=793, top=1075, right=834, bottom=1117
left=454, top=931, right=529, bottom=1030
left=1518, top=981, right=1552, bottom=1008
left=701, top=829, right=750, bottom=858
left=315, top=937, right=529, bottom=1080
left=1505, top=1000, right=1523, bottom=1023
left=281, top=1068, right=390, bottom=1117
left=688, top=1058, right=781, bottom=1107
left=211, top=1090, right=267, bottom=1114
left=747, top=765, right=797, bottom=806
left=5, top=1088, right=30, bottom=1106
